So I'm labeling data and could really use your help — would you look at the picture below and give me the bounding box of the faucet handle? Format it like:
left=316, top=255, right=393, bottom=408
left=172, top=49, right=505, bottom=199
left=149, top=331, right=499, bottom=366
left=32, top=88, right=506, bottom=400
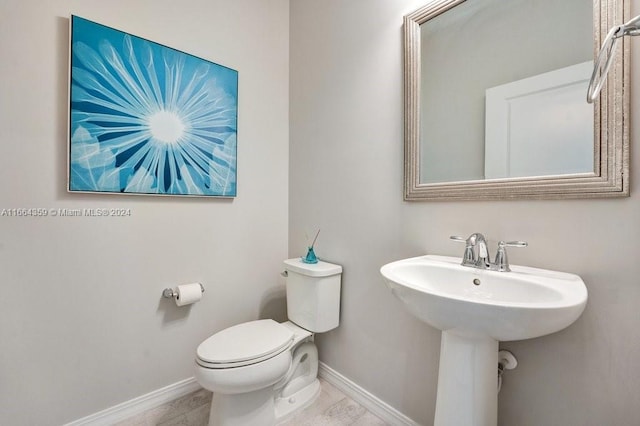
left=494, top=241, right=528, bottom=272
left=501, top=241, right=528, bottom=248
left=450, top=236, right=475, bottom=265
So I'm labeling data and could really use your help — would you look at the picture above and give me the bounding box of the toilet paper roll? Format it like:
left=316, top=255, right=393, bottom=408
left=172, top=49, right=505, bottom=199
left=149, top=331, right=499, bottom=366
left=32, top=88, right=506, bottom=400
left=175, top=283, right=203, bottom=306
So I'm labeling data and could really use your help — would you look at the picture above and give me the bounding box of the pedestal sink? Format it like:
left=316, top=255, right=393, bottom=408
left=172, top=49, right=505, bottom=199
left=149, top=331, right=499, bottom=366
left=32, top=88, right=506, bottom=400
left=380, top=255, right=587, bottom=426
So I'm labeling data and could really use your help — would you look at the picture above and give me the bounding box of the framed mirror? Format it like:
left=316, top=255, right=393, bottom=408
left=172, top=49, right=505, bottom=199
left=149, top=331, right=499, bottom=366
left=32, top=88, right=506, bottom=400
left=404, top=0, right=629, bottom=200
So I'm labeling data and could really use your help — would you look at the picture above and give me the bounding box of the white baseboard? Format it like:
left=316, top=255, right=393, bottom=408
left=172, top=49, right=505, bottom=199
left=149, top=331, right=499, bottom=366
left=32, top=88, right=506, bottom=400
left=64, top=377, right=201, bottom=426
left=66, top=364, right=417, bottom=426
left=318, top=362, right=421, bottom=426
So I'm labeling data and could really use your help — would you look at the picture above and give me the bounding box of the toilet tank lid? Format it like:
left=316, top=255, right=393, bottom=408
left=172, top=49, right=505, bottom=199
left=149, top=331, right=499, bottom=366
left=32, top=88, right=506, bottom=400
left=284, top=258, right=342, bottom=277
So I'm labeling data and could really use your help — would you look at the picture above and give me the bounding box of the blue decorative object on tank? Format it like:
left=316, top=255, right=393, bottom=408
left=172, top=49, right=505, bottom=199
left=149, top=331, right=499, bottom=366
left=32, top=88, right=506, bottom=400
left=302, top=246, right=318, bottom=264
left=301, top=229, right=321, bottom=264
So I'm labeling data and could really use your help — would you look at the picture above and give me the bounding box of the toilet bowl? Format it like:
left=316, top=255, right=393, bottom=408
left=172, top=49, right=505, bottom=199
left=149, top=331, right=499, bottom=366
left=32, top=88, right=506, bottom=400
left=194, top=258, right=342, bottom=426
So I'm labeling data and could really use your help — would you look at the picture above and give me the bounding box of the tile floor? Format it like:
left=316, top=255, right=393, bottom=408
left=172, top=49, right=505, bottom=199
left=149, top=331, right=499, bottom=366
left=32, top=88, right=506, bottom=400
left=116, top=379, right=389, bottom=426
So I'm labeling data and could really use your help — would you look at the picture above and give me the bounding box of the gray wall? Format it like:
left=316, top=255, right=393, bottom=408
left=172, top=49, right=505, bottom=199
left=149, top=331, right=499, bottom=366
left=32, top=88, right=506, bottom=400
left=3, top=0, right=640, bottom=425
left=0, top=1, right=289, bottom=424
left=290, top=0, right=640, bottom=425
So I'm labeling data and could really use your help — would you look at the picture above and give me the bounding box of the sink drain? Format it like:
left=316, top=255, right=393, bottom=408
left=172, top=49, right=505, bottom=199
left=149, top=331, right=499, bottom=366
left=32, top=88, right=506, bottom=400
left=473, top=278, right=481, bottom=286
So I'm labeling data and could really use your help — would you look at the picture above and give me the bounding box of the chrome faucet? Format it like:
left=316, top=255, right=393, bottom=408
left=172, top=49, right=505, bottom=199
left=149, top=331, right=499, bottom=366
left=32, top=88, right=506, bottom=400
left=450, top=234, right=527, bottom=272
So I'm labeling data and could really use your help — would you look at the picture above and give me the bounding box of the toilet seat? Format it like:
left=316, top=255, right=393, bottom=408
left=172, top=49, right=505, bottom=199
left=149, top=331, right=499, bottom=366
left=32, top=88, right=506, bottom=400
left=197, top=319, right=294, bottom=369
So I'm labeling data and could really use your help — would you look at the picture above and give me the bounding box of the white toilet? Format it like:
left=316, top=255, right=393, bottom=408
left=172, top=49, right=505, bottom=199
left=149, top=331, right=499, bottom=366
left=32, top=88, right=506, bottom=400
left=194, top=258, right=342, bottom=426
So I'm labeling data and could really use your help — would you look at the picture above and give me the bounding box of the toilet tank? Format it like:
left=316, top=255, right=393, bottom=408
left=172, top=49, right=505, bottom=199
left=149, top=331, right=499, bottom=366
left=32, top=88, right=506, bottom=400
left=283, top=258, right=342, bottom=333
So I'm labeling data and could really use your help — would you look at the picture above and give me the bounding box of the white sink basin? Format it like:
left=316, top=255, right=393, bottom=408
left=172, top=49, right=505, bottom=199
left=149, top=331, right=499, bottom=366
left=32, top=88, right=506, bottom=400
left=380, top=254, right=587, bottom=341
left=380, top=254, right=588, bottom=426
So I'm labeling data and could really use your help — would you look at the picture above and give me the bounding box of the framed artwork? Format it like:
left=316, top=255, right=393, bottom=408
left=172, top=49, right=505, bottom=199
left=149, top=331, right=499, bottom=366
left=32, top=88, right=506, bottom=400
left=68, top=15, right=238, bottom=197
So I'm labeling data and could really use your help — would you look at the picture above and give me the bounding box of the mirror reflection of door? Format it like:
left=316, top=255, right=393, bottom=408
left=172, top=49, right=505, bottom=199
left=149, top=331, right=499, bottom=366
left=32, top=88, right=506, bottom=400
left=484, top=61, right=594, bottom=179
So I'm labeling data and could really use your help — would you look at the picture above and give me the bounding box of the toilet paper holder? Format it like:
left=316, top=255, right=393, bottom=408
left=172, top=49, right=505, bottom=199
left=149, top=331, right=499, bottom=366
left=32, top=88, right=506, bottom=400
left=163, top=283, right=205, bottom=299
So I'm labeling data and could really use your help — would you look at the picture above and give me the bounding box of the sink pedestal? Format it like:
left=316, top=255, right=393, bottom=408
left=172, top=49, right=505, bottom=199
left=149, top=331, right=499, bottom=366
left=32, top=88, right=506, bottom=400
left=434, top=331, right=498, bottom=426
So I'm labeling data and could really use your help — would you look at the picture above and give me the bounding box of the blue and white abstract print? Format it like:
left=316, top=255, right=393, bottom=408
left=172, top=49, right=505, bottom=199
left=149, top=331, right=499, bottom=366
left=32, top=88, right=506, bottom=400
left=69, top=16, right=238, bottom=196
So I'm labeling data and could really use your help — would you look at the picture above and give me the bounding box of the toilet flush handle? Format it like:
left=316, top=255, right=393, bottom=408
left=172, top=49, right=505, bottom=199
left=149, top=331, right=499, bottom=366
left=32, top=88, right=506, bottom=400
left=281, top=271, right=288, bottom=277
